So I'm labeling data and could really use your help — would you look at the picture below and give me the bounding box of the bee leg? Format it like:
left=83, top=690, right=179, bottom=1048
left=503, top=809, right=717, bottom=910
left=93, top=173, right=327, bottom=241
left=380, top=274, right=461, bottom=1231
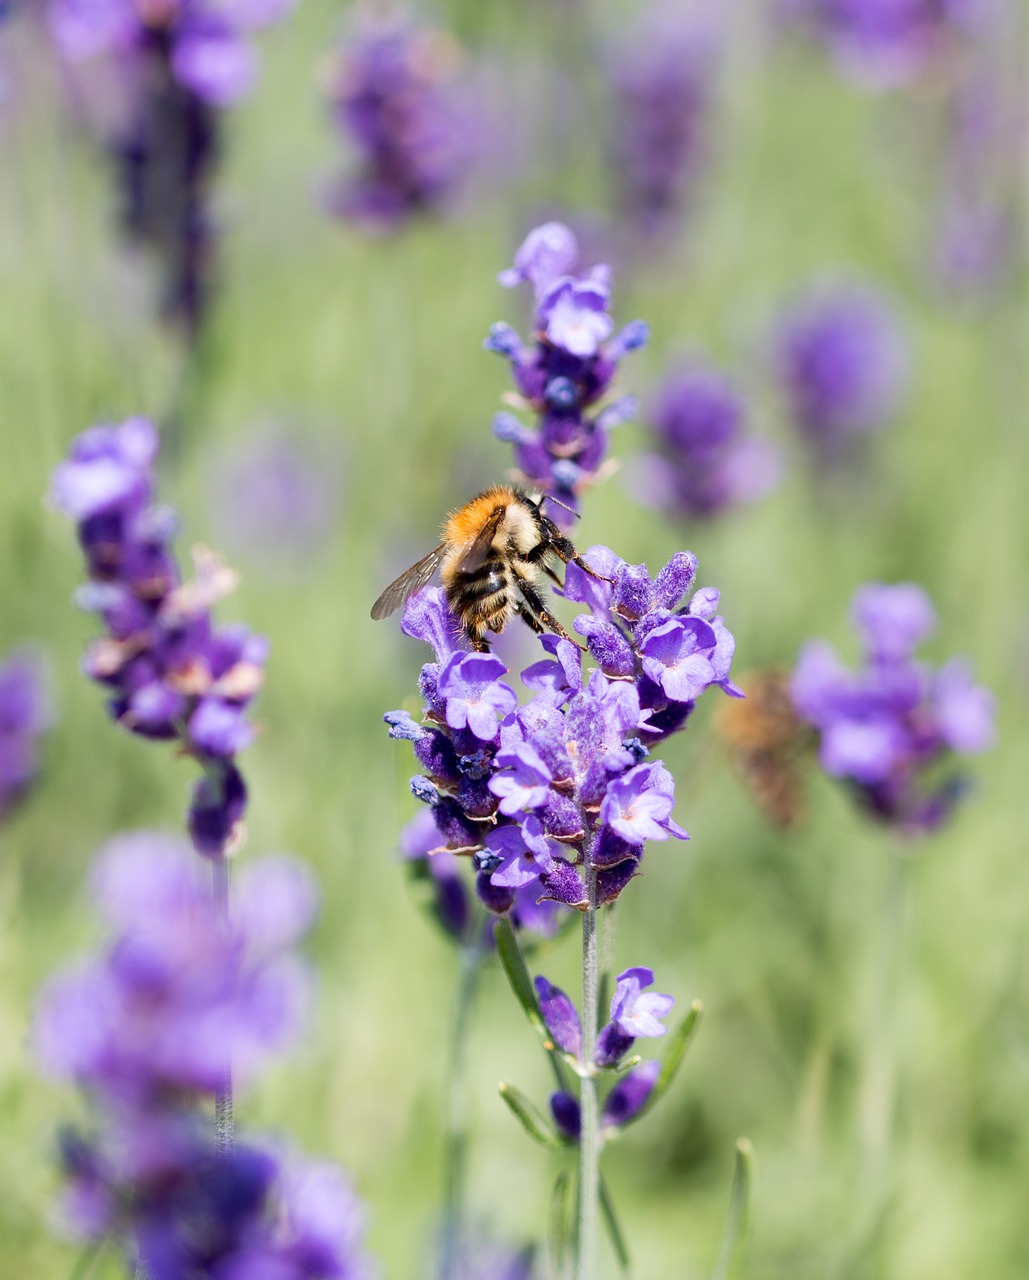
left=541, top=562, right=565, bottom=588
left=465, top=622, right=493, bottom=652
left=547, top=536, right=614, bottom=584
left=518, top=582, right=586, bottom=651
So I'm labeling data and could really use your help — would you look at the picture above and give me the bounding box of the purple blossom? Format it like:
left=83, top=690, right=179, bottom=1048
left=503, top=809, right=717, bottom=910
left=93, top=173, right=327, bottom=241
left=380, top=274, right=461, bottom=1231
left=631, top=360, right=781, bottom=520
left=0, top=647, right=51, bottom=821
left=601, top=1059, right=661, bottom=1129
left=605, top=4, right=720, bottom=241
left=52, top=419, right=266, bottom=859
left=438, top=652, right=518, bottom=741
left=774, top=282, right=909, bottom=464
left=599, top=763, right=688, bottom=845
left=595, top=967, right=674, bottom=1067
left=488, top=223, right=647, bottom=519
left=791, top=581, right=995, bottom=833
left=35, top=833, right=312, bottom=1100
left=326, top=15, right=477, bottom=232
left=534, top=976, right=582, bottom=1058
left=48, top=0, right=292, bottom=105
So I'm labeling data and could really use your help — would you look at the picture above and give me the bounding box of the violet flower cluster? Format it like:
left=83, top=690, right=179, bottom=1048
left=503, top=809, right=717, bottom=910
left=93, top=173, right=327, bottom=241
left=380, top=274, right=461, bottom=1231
left=487, top=223, right=648, bottom=522
left=605, top=4, right=719, bottom=243
left=51, top=417, right=266, bottom=860
left=35, top=833, right=375, bottom=1279
left=326, top=15, right=476, bottom=232
left=0, top=647, right=50, bottom=822
left=538, top=967, right=673, bottom=1141
left=791, top=582, right=995, bottom=834
left=773, top=282, right=909, bottom=466
left=48, top=0, right=293, bottom=331
left=632, top=359, right=781, bottom=521
left=386, top=546, right=738, bottom=925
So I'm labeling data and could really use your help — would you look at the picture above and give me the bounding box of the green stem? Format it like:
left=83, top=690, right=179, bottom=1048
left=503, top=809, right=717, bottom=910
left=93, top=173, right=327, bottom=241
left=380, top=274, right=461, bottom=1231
left=66, top=1240, right=103, bottom=1280
left=438, top=929, right=486, bottom=1280
left=576, top=861, right=600, bottom=1280
left=212, top=855, right=234, bottom=1152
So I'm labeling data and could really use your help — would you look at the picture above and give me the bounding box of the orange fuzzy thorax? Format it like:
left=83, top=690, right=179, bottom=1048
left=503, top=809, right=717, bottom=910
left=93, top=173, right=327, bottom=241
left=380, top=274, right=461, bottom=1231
left=441, top=484, right=517, bottom=546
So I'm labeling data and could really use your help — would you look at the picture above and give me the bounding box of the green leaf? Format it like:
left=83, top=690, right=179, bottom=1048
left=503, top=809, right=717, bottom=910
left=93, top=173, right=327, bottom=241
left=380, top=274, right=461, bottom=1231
left=494, top=918, right=548, bottom=1042
left=710, top=1139, right=754, bottom=1280
left=498, top=1082, right=568, bottom=1150
left=643, top=999, right=703, bottom=1118
left=599, top=1175, right=631, bottom=1276
left=547, top=1169, right=575, bottom=1279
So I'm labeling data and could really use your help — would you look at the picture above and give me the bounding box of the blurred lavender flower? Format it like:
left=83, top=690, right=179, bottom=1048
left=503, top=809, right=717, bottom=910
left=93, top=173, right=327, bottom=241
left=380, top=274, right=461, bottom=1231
left=487, top=223, right=647, bottom=521
left=36, top=833, right=376, bottom=1279
left=782, top=0, right=987, bottom=88
left=774, top=282, right=909, bottom=466
left=0, top=647, right=50, bottom=821
left=630, top=359, right=781, bottom=520
left=326, top=14, right=477, bottom=232
left=791, top=582, right=995, bottom=834
left=605, top=3, right=720, bottom=243
left=48, top=0, right=293, bottom=332
left=51, top=417, right=267, bottom=858
left=385, top=541, right=736, bottom=917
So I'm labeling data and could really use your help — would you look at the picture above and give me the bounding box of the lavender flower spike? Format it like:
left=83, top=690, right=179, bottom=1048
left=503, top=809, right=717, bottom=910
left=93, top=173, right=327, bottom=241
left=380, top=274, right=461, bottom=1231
left=0, top=647, right=51, bottom=822
left=487, top=223, right=647, bottom=521
left=791, top=581, right=995, bottom=834
left=52, top=418, right=267, bottom=859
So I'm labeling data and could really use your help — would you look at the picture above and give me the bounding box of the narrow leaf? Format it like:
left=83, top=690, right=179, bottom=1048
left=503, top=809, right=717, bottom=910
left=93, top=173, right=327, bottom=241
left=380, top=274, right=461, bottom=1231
left=494, top=918, right=547, bottom=1041
left=643, top=999, right=702, bottom=1117
left=599, top=1175, right=631, bottom=1275
left=710, top=1138, right=754, bottom=1280
left=547, top=1169, right=575, bottom=1279
left=498, top=1082, right=566, bottom=1150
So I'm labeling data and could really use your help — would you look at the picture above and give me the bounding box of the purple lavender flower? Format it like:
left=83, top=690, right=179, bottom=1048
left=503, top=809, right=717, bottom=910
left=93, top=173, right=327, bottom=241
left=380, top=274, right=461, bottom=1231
left=774, top=282, right=909, bottom=465
left=791, top=582, right=995, bottom=833
left=326, top=15, right=477, bottom=232
left=51, top=418, right=267, bottom=859
left=35, top=833, right=312, bottom=1099
left=601, top=1059, right=661, bottom=1129
left=631, top=360, right=781, bottom=520
left=605, top=4, right=720, bottom=241
left=595, top=967, right=674, bottom=1067
left=534, top=976, right=582, bottom=1057
left=47, top=0, right=289, bottom=334
left=487, top=223, right=647, bottom=520
left=0, top=647, right=50, bottom=821
left=385, top=542, right=736, bottom=915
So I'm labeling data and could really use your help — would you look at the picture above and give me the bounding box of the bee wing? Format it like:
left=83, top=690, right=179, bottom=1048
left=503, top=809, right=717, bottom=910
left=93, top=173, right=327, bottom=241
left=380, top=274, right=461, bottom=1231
left=371, top=545, right=447, bottom=620
left=454, top=506, right=506, bottom=574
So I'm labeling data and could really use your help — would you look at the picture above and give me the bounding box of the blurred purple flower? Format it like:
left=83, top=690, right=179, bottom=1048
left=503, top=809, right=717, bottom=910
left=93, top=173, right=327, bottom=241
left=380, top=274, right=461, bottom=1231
left=487, top=223, right=647, bottom=520
left=606, top=3, right=720, bottom=241
left=52, top=418, right=266, bottom=859
left=326, top=15, right=477, bottom=232
left=631, top=360, right=780, bottom=520
left=774, top=282, right=909, bottom=465
left=601, top=1058, right=661, bottom=1129
left=791, top=581, right=995, bottom=833
left=0, top=647, right=51, bottom=821
left=35, top=833, right=313, bottom=1099
left=534, top=975, right=582, bottom=1058
left=782, top=0, right=986, bottom=88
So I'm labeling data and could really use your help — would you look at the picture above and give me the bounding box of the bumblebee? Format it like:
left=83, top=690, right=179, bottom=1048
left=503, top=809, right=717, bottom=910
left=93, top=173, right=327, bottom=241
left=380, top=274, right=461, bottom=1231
left=371, top=484, right=605, bottom=650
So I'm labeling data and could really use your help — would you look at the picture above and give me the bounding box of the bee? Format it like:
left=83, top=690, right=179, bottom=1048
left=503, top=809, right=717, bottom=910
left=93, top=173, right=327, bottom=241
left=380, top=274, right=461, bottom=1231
left=714, top=669, right=813, bottom=830
left=371, top=484, right=606, bottom=650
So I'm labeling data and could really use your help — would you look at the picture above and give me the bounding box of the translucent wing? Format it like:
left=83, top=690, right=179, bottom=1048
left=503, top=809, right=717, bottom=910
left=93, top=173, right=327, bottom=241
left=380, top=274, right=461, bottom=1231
left=371, top=545, right=447, bottom=620
left=454, top=506, right=506, bottom=574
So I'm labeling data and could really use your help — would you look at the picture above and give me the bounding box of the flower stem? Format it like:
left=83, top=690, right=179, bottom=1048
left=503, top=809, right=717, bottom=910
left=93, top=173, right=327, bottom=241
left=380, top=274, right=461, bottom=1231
left=212, top=855, right=234, bottom=1152
left=438, top=928, right=486, bottom=1280
left=576, top=861, right=600, bottom=1280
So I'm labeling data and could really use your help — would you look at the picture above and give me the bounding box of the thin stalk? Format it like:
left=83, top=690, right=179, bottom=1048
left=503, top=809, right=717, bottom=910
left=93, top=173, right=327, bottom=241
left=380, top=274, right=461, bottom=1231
left=438, top=928, right=486, bottom=1280
left=211, top=854, right=234, bottom=1152
left=575, top=860, right=600, bottom=1280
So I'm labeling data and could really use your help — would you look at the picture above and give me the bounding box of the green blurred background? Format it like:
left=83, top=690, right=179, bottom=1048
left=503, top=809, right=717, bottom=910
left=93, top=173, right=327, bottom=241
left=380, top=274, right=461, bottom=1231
left=1, top=3, right=1027, bottom=1277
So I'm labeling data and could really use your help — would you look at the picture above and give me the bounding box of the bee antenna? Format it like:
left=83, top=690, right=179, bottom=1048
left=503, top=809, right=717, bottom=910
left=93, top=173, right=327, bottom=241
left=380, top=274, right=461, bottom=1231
left=542, top=493, right=580, bottom=519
